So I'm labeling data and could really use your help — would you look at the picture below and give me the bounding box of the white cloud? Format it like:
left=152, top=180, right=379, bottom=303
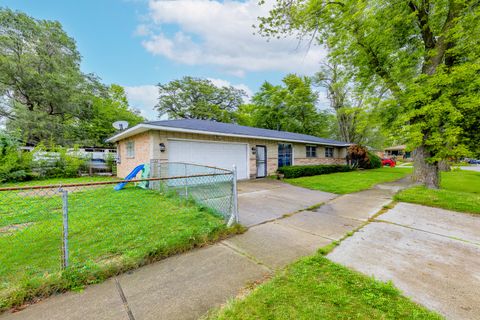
left=134, top=24, right=152, bottom=36
left=140, top=0, right=327, bottom=76
left=124, top=85, right=159, bottom=120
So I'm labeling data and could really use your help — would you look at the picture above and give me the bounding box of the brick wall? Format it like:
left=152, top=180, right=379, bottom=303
left=116, top=131, right=152, bottom=178
left=116, top=129, right=348, bottom=179
left=294, top=157, right=347, bottom=166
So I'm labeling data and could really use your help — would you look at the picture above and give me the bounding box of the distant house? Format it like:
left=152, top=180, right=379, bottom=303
left=384, top=145, right=412, bottom=160
left=106, top=119, right=350, bottom=179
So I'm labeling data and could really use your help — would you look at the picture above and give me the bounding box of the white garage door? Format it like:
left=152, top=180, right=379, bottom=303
left=168, top=140, right=249, bottom=180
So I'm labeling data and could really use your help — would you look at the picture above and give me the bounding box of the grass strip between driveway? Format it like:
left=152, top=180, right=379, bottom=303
left=285, top=167, right=412, bottom=194
left=206, top=254, right=441, bottom=320
left=395, top=170, right=480, bottom=214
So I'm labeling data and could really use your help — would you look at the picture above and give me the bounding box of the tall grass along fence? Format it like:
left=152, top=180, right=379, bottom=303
left=0, top=162, right=238, bottom=312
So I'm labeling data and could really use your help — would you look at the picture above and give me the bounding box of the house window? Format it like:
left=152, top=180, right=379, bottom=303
left=306, top=146, right=317, bottom=158
left=126, top=141, right=135, bottom=158
left=325, top=147, right=334, bottom=158
left=278, top=143, right=292, bottom=167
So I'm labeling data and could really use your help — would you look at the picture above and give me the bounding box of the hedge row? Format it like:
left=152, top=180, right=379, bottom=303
left=367, top=151, right=382, bottom=169
left=277, top=164, right=352, bottom=179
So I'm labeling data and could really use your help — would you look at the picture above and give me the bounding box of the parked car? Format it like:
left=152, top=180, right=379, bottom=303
left=381, top=158, right=396, bottom=167
left=467, top=158, right=480, bottom=165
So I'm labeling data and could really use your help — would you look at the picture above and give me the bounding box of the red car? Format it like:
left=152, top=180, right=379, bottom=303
left=381, top=158, right=396, bottom=167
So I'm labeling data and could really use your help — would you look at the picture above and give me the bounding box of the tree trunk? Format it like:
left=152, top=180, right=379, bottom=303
left=413, top=145, right=440, bottom=189
left=438, top=160, right=451, bottom=172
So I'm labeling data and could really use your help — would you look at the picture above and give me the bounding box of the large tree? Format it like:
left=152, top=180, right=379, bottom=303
left=314, top=62, right=387, bottom=148
left=74, top=85, right=144, bottom=146
left=258, top=0, right=480, bottom=188
left=238, top=74, right=334, bottom=137
left=6, top=84, right=144, bottom=146
left=0, top=8, right=98, bottom=123
left=0, top=9, right=142, bottom=147
left=155, top=77, right=246, bottom=122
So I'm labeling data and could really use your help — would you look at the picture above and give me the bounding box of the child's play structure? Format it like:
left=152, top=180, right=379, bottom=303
left=114, top=164, right=149, bottom=191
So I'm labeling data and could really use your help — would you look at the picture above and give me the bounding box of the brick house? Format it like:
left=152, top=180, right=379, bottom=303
left=106, top=119, right=350, bottom=179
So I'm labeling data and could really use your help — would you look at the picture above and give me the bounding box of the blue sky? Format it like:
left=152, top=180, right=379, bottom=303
left=2, top=0, right=328, bottom=120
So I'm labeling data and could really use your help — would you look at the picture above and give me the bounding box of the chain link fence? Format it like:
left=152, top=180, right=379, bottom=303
left=0, top=162, right=238, bottom=311
left=150, top=160, right=238, bottom=225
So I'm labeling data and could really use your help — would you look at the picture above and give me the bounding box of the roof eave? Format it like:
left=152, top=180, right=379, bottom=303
left=106, top=123, right=351, bottom=147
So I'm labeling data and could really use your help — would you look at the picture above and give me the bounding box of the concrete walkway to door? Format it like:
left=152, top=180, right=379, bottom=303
left=0, top=179, right=407, bottom=320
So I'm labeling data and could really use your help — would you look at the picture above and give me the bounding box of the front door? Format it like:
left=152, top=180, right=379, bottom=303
left=278, top=143, right=292, bottom=167
left=256, top=145, right=267, bottom=178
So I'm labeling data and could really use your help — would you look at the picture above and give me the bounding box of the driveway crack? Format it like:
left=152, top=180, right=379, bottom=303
left=115, top=277, right=136, bottom=320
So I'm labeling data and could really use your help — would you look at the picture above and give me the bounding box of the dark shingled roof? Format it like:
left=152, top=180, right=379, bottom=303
left=144, top=119, right=349, bottom=146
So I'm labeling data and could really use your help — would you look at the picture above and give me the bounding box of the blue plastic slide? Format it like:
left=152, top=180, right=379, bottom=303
left=114, top=164, right=145, bottom=191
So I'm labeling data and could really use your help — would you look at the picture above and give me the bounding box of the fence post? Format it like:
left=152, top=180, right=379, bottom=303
left=184, top=163, right=188, bottom=198
left=228, top=165, right=239, bottom=226
left=61, top=189, right=69, bottom=269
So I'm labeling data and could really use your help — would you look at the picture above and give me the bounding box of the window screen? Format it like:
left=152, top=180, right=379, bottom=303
left=126, top=141, right=135, bottom=158
left=325, top=147, right=334, bottom=158
left=306, top=146, right=317, bottom=158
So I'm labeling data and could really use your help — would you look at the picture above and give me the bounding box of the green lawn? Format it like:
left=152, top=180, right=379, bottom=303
left=0, top=179, right=240, bottom=312
left=207, top=254, right=441, bottom=320
left=395, top=170, right=480, bottom=214
left=285, top=167, right=412, bottom=194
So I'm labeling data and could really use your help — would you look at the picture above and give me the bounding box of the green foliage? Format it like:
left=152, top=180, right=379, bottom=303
left=0, top=132, right=33, bottom=182
left=258, top=0, right=480, bottom=187
left=156, top=76, right=246, bottom=122
left=30, top=145, right=89, bottom=179
left=314, top=63, right=387, bottom=148
left=277, top=164, right=351, bottom=178
left=0, top=9, right=142, bottom=147
left=366, top=151, right=382, bottom=169
left=0, top=8, right=99, bottom=144
left=0, top=139, right=93, bottom=182
left=105, top=153, right=116, bottom=174
left=237, top=74, right=335, bottom=137
left=75, top=84, right=144, bottom=146
left=399, top=64, right=479, bottom=161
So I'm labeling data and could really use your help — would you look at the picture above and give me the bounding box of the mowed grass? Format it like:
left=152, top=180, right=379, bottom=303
left=395, top=170, right=480, bottom=214
left=0, top=180, right=240, bottom=312
left=285, top=167, right=412, bottom=194
left=207, top=254, right=441, bottom=320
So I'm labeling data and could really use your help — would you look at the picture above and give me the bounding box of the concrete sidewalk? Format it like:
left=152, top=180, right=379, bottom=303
left=0, top=179, right=409, bottom=320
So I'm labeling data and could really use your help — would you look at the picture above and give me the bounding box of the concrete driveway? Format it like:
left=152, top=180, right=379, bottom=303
left=329, top=202, right=480, bottom=320
left=237, top=179, right=336, bottom=227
